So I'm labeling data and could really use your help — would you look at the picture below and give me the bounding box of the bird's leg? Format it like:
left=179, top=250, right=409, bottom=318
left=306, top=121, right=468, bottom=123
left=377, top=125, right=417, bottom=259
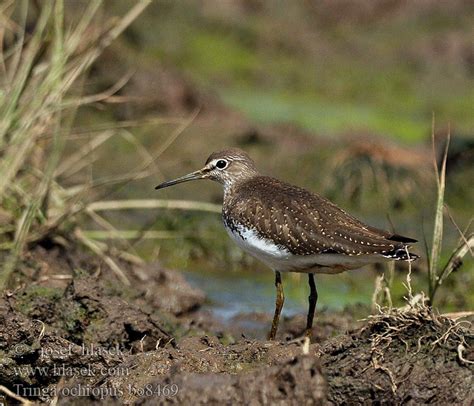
left=305, top=273, right=318, bottom=338
left=268, top=271, right=284, bottom=340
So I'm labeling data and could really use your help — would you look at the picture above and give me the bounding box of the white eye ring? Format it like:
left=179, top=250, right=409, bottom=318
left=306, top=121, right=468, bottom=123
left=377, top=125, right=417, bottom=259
left=215, top=159, right=228, bottom=170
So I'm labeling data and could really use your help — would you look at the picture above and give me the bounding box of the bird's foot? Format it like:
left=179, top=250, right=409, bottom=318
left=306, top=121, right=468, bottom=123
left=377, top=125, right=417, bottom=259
left=267, top=323, right=279, bottom=340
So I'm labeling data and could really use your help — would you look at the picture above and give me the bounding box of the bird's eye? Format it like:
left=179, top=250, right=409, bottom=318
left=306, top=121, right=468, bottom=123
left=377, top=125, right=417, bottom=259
left=215, top=160, right=227, bottom=169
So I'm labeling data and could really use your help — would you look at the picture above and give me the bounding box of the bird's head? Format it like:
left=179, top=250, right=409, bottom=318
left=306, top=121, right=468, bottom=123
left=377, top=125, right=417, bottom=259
left=155, top=148, right=258, bottom=191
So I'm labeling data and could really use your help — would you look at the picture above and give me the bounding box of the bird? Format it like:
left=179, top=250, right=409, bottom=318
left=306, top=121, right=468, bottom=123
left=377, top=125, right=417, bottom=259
left=155, top=148, right=418, bottom=340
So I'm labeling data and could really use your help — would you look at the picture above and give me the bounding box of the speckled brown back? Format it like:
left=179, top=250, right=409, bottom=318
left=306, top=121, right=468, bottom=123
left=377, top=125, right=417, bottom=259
left=223, top=175, right=416, bottom=258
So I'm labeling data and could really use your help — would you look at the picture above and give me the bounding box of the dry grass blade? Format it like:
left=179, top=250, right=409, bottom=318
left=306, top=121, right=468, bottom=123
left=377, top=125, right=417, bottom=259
left=119, top=129, right=162, bottom=178
left=87, top=199, right=222, bottom=213
left=442, top=311, right=474, bottom=320
left=432, top=234, right=474, bottom=300
left=0, top=384, right=33, bottom=405
left=63, top=0, right=102, bottom=55
left=75, top=228, right=130, bottom=286
left=83, top=230, right=180, bottom=240
left=446, top=209, right=473, bottom=257
left=0, top=1, right=24, bottom=83
left=0, top=2, right=51, bottom=144
left=54, top=130, right=115, bottom=177
left=62, top=70, right=134, bottom=108
left=86, top=208, right=143, bottom=258
left=428, top=124, right=450, bottom=302
left=67, top=117, right=183, bottom=138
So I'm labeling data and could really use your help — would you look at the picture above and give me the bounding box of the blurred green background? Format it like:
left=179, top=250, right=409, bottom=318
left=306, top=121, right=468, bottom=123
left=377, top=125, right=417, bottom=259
left=69, top=1, right=474, bottom=317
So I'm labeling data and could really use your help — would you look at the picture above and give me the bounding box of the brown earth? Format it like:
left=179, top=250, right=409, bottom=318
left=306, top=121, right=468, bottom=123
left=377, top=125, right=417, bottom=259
left=0, top=243, right=472, bottom=405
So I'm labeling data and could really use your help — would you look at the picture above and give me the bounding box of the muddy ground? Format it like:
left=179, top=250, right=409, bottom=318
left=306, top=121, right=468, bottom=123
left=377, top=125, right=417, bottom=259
left=0, top=243, right=472, bottom=405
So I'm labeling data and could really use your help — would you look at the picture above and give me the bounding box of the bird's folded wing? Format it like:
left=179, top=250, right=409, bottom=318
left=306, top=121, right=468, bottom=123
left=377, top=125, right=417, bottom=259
left=227, top=176, right=414, bottom=257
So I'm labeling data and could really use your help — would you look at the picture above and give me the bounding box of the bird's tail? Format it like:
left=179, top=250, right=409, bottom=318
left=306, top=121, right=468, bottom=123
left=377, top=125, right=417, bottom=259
left=382, top=246, right=419, bottom=262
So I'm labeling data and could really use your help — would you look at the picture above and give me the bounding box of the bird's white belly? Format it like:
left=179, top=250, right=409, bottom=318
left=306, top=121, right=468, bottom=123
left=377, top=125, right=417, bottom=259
left=224, top=223, right=381, bottom=274
left=225, top=224, right=292, bottom=267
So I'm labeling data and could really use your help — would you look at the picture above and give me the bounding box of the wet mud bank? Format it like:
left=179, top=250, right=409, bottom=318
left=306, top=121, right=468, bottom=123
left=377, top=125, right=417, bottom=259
left=0, top=244, right=472, bottom=405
